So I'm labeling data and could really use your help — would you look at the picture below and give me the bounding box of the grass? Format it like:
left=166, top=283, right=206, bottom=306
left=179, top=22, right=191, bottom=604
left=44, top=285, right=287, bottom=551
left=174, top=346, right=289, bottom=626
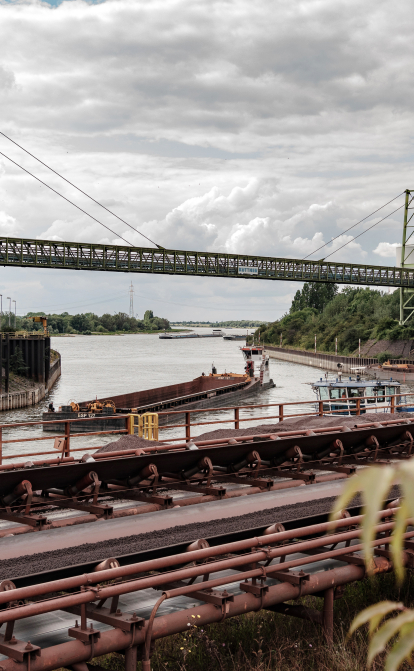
left=57, top=572, right=414, bottom=671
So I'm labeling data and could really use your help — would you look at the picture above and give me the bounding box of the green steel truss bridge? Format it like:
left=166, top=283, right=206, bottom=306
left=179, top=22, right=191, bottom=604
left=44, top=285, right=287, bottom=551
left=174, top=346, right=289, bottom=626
left=0, top=235, right=412, bottom=289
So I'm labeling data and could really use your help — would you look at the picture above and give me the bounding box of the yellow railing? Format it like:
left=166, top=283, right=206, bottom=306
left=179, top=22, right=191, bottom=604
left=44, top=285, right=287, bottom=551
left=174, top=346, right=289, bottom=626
left=128, top=412, right=159, bottom=441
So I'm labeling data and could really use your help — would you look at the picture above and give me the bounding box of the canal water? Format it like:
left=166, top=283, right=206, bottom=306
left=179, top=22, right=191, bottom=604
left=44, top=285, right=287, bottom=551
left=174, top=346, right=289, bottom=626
left=1, top=328, right=326, bottom=459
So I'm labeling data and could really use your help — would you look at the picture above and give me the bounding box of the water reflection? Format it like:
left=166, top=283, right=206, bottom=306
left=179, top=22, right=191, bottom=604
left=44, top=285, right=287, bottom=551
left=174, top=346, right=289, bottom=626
left=0, top=329, right=329, bottom=459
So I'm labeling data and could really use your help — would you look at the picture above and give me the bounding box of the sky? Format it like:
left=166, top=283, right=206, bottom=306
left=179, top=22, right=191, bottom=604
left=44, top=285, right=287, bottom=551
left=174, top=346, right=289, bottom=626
left=0, top=0, right=412, bottom=322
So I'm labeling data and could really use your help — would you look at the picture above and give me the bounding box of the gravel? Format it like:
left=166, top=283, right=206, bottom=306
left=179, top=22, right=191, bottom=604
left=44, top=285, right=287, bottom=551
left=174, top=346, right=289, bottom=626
left=2, top=487, right=399, bottom=582
left=96, top=435, right=166, bottom=453
left=96, top=413, right=414, bottom=453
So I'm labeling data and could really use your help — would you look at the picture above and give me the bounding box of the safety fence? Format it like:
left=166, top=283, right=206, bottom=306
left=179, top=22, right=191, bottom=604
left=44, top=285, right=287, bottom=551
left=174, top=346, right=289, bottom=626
left=0, top=391, right=414, bottom=463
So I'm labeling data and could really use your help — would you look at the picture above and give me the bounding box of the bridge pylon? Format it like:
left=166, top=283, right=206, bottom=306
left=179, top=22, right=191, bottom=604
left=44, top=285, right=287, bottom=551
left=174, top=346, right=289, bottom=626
left=400, top=189, right=414, bottom=324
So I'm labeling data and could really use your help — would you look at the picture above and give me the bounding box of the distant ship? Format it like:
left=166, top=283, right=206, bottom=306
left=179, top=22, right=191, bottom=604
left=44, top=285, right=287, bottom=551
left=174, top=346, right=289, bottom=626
left=223, top=334, right=247, bottom=341
left=159, top=329, right=224, bottom=339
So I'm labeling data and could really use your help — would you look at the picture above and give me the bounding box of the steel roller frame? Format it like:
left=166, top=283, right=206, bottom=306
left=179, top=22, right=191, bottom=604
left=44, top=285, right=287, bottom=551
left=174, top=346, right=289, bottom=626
left=0, top=236, right=413, bottom=288
left=0, top=418, right=413, bottom=534
left=0, top=506, right=410, bottom=670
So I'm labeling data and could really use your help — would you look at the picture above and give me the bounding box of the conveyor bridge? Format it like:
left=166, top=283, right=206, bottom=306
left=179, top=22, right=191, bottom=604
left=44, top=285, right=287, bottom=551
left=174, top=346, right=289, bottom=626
left=0, top=236, right=412, bottom=287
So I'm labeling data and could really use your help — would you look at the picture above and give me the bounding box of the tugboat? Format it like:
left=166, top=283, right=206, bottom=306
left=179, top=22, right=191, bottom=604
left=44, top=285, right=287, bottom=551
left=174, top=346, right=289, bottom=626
left=241, top=345, right=273, bottom=388
left=310, top=370, right=412, bottom=415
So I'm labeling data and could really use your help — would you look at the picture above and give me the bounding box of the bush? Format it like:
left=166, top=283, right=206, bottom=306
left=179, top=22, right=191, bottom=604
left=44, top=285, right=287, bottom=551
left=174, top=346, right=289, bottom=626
left=376, top=351, right=395, bottom=364
left=9, top=348, right=29, bottom=375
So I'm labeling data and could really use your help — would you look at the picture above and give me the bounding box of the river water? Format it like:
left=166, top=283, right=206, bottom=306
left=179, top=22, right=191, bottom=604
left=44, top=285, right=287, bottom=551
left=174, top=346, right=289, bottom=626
left=1, top=328, right=326, bottom=459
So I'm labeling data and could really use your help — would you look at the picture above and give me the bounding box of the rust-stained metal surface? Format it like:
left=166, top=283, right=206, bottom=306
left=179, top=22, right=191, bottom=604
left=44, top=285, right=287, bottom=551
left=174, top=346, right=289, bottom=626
left=81, top=375, right=251, bottom=410
left=0, top=480, right=346, bottom=560
left=0, top=507, right=408, bottom=670
left=0, top=419, right=411, bottom=497
left=0, top=418, right=411, bottom=539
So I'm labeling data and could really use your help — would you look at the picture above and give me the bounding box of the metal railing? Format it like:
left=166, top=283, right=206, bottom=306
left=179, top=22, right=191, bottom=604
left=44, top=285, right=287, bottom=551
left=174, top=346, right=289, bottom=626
left=0, top=391, right=413, bottom=463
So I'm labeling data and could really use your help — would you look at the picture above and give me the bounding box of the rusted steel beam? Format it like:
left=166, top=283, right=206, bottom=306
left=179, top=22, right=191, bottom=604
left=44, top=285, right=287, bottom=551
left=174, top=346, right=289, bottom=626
left=0, top=508, right=397, bottom=608
left=0, top=517, right=407, bottom=623
left=0, top=561, right=391, bottom=671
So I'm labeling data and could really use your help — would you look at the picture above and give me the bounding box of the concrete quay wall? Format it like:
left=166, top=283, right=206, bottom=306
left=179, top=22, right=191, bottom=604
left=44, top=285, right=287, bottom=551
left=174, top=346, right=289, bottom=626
left=0, top=352, right=61, bottom=411
left=265, top=345, right=377, bottom=374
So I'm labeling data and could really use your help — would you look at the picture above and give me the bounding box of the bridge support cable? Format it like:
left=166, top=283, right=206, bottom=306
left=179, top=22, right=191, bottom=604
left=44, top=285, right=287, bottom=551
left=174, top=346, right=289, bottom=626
left=0, top=236, right=413, bottom=289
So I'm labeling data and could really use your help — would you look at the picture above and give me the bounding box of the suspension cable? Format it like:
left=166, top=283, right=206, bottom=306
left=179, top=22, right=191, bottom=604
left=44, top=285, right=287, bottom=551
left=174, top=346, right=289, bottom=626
left=302, top=191, right=405, bottom=260
left=0, top=150, right=136, bottom=247
left=0, top=132, right=163, bottom=249
left=323, top=203, right=405, bottom=261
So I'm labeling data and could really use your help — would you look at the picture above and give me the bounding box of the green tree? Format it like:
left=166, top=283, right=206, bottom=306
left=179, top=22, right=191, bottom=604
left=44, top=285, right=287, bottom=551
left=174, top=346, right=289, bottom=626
left=290, top=282, right=338, bottom=314
left=70, top=314, right=91, bottom=333
left=9, top=348, right=29, bottom=375
left=144, top=310, right=154, bottom=322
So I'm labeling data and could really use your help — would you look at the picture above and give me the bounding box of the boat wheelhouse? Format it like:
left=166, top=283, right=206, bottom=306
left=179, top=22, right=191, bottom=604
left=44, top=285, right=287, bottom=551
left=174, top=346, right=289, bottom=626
left=241, top=345, right=272, bottom=386
left=311, top=375, right=412, bottom=415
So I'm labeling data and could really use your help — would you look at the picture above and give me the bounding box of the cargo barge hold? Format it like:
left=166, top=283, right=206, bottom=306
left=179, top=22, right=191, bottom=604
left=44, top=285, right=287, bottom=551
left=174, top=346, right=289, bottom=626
left=159, top=328, right=224, bottom=339
left=43, top=346, right=274, bottom=432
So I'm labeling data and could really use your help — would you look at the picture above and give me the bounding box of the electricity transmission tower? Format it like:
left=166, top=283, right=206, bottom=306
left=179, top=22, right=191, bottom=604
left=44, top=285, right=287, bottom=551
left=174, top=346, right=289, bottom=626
left=129, top=282, right=134, bottom=318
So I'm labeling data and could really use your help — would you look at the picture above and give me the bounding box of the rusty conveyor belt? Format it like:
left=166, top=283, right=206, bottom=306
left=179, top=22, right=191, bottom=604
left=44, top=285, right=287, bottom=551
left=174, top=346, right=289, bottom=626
left=0, top=420, right=411, bottom=497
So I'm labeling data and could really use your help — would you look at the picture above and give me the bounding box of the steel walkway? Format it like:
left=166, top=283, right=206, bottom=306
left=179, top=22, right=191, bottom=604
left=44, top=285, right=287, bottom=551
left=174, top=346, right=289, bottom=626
left=0, top=236, right=412, bottom=287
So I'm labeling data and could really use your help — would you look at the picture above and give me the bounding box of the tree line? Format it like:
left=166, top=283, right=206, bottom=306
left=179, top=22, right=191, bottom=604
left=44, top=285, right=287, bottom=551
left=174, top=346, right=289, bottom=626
left=4, top=309, right=170, bottom=334
left=172, top=320, right=265, bottom=327
left=256, top=283, right=407, bottom=355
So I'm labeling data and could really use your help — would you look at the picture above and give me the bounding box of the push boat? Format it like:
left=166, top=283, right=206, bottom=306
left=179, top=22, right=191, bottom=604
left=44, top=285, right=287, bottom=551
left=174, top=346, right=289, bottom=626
left=311, top=372, right=414, bottom=415
left=43, top=345, right=275, bottom=432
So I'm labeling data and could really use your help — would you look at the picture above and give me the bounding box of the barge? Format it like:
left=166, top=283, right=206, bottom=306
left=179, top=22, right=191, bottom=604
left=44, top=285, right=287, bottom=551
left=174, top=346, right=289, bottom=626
left=43, top=345, right=274, bottom=432
left=223, top=334, right=247, bottom=341
left=159, top=329, right=224, bottom=339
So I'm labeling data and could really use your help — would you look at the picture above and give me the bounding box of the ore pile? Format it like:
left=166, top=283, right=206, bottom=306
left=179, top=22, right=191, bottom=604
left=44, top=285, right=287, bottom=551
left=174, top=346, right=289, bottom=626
left=96, top=412, right=413, bottom=454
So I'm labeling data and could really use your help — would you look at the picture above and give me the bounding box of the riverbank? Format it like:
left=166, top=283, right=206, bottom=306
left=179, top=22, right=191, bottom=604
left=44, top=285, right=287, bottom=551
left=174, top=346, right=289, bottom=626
left=0, top=350, right=61, bottom=411
left=266, top=345, right=377, bottom=374
left=265, top=344, right=414, bottom=383
left=52, top=329, right=189, bottom=337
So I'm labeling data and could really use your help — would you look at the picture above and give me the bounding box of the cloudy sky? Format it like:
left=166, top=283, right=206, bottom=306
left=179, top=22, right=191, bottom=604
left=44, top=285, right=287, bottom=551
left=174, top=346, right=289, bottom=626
left=0, top=0, right=412, bottom=321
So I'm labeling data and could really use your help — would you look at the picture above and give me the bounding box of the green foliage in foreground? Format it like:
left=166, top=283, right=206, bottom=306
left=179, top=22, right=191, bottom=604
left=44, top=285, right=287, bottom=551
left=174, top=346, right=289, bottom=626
left=256, top=283, right=410, bottom=355
left=331, top=458, right=414, bottom=670
left=4, top=310, right=170, bottom=335
left=73, top=574, right=414, bottom=671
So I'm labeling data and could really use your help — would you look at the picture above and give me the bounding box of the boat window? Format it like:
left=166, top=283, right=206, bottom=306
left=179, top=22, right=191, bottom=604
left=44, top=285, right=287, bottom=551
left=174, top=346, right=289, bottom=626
left=319, top=387, right=329, bottom=400
left=348, top=388, right=363, bottom=398
left=329, top=388, right=347, bottom=400
left=375, top=388, right=385, bottom=401
left=386, top=386, right=397, bottom=403
left=365, top=386, right=376, bottom=403
left=252, top=350, right=259, bottom=355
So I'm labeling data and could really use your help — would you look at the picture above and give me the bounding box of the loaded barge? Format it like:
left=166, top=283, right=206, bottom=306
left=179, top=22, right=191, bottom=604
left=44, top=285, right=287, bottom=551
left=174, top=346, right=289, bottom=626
left=43, top=345, right=274, bottom=432
left=159, top=329, right=224, bottom=339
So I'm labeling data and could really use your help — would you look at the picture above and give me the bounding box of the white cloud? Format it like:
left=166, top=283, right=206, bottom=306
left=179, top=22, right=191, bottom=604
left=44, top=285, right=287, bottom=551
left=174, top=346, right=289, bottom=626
left=0, top=0, right=410, bottom=320
left=0, top=211, right=18, bottom=235
left=373, top=242, right=399, bottom=257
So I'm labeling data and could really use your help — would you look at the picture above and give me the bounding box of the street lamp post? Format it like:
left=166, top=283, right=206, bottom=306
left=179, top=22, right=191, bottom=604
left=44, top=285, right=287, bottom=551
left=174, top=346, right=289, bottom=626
left=6, top=298, right=10, bottom=327
left=12, top=301, right=16, bottom=330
